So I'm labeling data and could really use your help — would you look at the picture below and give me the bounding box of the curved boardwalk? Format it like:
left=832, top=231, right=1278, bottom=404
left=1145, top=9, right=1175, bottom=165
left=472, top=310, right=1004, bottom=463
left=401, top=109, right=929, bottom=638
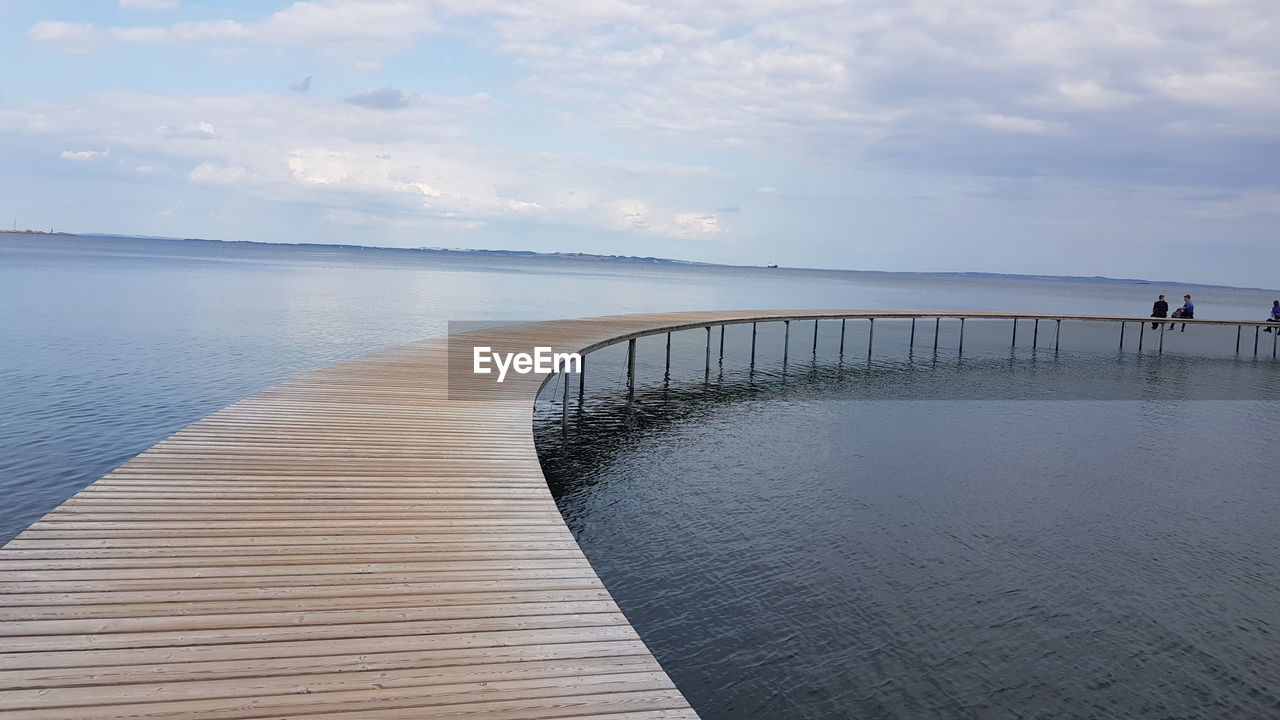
left=0, top=310, right=1270, bottom=719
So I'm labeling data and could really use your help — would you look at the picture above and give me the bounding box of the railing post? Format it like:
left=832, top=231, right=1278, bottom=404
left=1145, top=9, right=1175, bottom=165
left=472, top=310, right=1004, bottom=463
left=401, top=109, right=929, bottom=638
left=1255, top=327, right=1260, bottom=357
left=719, top=325, right=726, bottom=364
left=579, top=354, right=586, bottom=396
left=627, top=338, right=637, bottom=399
left=1236, top=326, right=1241, bottom=354
left=909, top=318, right=915, bottom=349
left=933, top=318, right=940, bottom=352
left=1273, top=327, right=1278, bottom=359
left=1139, top=322, right=1144, bottom=352
left=1033, top=319, right=1039, bottom=350
left=868, top=318, right=875, bottom=357
left=839, top=319, right=846, bottom=355
left=1158, top=323, right=1165, bottom=355
left=812, top=319, right=819, bottom=355
left=1012, top=318, right=1018, bottom=347
left=1119, top=322, right=1124, bottom=350
left=783, top=320, right=790, bottom=365
left=958, top=317, right=964, bottom=354
left=1055, top=319, right=1061, bottom=352
left=750, top=322, right=757, bottom=365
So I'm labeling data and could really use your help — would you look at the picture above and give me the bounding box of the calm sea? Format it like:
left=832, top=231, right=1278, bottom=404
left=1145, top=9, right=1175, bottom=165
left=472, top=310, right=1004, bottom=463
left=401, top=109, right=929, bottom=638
left=3, top=233, right=1279, bottom=718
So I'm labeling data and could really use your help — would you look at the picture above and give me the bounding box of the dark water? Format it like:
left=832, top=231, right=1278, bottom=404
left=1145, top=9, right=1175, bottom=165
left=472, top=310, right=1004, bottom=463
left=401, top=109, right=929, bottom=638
left=10, top=233, right=1276, bottom=546
left=4, top=234, right=1280, bottom=718
left=536, top=333, right=1280, bottom=719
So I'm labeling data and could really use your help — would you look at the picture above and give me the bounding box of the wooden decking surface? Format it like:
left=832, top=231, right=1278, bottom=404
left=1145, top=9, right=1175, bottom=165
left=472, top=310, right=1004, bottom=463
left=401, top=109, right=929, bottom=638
left=1, top=309, right=1271, bottom=719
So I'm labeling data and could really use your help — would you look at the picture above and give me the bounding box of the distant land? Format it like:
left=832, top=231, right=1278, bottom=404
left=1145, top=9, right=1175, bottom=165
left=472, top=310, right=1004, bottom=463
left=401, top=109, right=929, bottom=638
left=2, top=228, right=1271, bottom=292
left=1, top=229, right=707, bottom=267
left=1, top=228, right=75, bottom=236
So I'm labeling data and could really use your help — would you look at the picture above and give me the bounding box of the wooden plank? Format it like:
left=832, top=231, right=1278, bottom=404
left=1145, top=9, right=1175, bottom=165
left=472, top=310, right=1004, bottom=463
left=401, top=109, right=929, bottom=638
left=0, top=312, right=741, bottom=718
left=7, top=309, right=1189, bottom=717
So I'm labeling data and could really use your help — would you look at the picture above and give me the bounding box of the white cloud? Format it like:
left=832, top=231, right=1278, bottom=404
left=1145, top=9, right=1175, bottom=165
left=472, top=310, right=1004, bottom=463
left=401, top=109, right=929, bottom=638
left=189, top=161, right=248, bottom=184
left=262, top=0, right=435, bottom=48
left=27, top=22, right=101, bottom=54
left=345, top=87, right=412, bottom=110
left=35, top=0, right=436, bottom=52
left=2, top=89, right=719, bottom=239
left=120, top=0, right=179, bottom=9
left=323, top=208, right=485, bottom=230
left=972, top=113, right=1068, bottom=136
left=25, top=2, right=1280, bottom=172
left=155, top=121, right=218, bottom=139
left=60, top=149, right=109, bottom=161
left=112, top=20, right=249, bottom=45
left=672, top=212, right=723, bottom=236
left=609, top=200, right=723, bottom=237
left=17, top=1, right=1280, bottom=249
left=1152, top=61, right=1280, bottom=111
left=1187, top=192, right=1280, bottom=219
left=1048, top=80, right=1140, bottom=112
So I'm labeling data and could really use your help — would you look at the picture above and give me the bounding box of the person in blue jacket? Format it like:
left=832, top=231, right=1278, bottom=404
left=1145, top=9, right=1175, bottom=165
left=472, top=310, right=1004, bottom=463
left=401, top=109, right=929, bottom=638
left=1175, top=294, right=1194, bottom=332
left=1265, top=300, right=1280, bottom=332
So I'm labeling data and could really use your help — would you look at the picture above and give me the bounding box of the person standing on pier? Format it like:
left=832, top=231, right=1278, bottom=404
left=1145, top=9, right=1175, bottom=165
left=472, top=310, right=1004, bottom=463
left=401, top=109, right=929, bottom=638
left=1150, top=295, right=1168, bottom=330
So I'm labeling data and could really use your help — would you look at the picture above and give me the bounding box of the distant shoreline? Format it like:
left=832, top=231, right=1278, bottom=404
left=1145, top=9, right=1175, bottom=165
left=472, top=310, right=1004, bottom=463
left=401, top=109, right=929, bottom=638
left=1, top=229, right=75, bottom=236
left=3, top=228, right=1275, bottom=293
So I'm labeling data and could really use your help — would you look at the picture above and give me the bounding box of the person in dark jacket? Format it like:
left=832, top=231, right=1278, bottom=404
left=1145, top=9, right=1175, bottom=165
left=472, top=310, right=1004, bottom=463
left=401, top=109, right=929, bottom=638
left=1150, top=295, right=1168, bottom=330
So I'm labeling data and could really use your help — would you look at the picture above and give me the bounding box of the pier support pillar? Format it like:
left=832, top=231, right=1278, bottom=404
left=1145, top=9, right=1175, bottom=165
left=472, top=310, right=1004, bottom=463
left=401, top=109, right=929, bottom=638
left=627, top=339, right=636, bottom=399
left=664, top=332, right=671, bottom=380
left=562, top=368, right=569, bottom=423
left=704, top=326, right=711, bottom=378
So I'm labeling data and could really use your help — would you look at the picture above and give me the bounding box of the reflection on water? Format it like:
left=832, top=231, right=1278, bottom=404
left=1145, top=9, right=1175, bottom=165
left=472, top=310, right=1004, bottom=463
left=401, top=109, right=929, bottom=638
left=536, top=347, right=1280, bottom=719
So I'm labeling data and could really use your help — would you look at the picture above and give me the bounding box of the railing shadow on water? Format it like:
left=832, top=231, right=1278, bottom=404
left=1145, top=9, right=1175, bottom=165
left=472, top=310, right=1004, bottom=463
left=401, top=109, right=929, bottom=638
left=536, top=316, right=1280, bottom=428
left=534, top=320, right=1280, bottom=503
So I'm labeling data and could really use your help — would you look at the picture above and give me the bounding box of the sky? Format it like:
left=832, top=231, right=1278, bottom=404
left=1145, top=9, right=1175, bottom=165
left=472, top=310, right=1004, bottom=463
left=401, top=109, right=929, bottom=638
left=2, top=0, right=1277, bottom=286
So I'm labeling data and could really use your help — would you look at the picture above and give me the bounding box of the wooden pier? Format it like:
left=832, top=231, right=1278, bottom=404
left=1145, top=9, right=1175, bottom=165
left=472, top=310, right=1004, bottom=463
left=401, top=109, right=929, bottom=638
left=2, top=310, right=1276, bottom=719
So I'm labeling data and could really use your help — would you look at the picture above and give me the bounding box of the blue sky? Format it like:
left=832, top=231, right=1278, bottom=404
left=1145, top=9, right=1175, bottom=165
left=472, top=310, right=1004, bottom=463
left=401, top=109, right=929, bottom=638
left=2, top=0, right=1278, bottom=286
